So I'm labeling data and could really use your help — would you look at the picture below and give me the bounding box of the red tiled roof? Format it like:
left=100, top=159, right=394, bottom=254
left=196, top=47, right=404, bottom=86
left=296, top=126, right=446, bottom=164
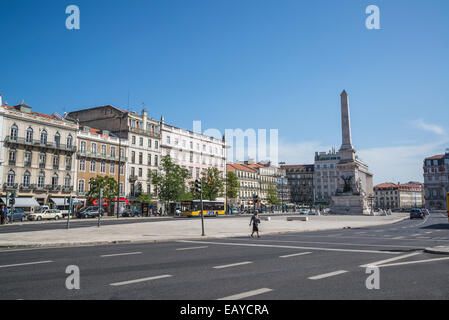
left=425, top=154, right=444, bottom=160
left=374, top=183, right=398, bottom=189
left=227, top=163, right=258, bottom=173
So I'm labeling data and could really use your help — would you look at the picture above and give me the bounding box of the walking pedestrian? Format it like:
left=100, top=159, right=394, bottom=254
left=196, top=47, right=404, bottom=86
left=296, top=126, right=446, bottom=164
left=0, top=205, right=5, bottom=225
left=249, top=211, right=261, bottom=238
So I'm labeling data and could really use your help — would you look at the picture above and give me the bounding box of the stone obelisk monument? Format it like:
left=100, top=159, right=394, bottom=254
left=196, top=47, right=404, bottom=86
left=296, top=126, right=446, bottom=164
left=330, top=90, right=374, bottom=215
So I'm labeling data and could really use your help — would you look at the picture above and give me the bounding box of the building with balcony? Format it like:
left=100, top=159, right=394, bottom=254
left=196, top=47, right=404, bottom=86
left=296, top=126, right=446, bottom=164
left=281, top=164, right=314, bottom=205
left=0, top=97, right=78, bottom=210
left=423, top=150, right=449, bottom=211
left=68, top=106, right=162, bottom=204
left=160, top=118, right=227, bottom=182
left=313, top=149, right=340, bottom=204
left=75, top=126, right=129, bottom=211
left=226, top=163, right=260, bottom=210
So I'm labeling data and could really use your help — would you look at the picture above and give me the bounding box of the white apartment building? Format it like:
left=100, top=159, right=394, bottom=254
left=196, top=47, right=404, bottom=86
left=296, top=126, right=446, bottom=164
left=313, top=149, right=340, bottom=202
left=160, top=119, right=226, bottom=181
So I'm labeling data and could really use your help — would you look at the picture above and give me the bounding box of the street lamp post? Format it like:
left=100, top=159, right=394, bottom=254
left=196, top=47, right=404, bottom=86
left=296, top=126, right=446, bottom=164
left=116, top=114, right=124, bottom=219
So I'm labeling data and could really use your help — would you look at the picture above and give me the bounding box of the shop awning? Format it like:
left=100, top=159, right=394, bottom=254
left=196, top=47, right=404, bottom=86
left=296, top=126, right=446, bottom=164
left=50, top=198, right=70, bottom=206
left=1, top=197, right=40, bottom=208
left=51, top=198, right=83, bottom=206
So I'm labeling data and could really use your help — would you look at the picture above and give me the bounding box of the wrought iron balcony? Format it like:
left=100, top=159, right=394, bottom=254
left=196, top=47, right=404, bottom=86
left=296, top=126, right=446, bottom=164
left=2, top=183, right=18, bottom=190
left=4, top=136, right=77, bottom=152
left=62, top=186, right=74, bottom=192
left=20, top=183, right=33, bottom=190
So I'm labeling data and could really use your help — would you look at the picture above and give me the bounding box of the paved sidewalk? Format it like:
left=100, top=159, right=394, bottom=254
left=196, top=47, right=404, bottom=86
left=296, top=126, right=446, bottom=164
left=0, top=213, right=409, bottom=248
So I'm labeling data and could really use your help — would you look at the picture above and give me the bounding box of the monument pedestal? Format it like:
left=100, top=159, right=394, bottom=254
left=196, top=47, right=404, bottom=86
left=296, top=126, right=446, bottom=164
left=330, top=194, right=371, bottom=215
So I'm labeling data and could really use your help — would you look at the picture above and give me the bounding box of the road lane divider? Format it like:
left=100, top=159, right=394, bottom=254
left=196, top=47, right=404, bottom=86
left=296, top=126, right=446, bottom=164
left=0, top=260, right=53, bottom=269
left=279, top=252, right=312, bottom=258
left=110, top=274, right=172, bottom=286
left=217, top=288, right=273, bottom=300
left=213, top=261, right=253, bottom=269
left=377, top=256, right=449, bottom=268
left=308, top=270, right=348, bottom=280
left=177, top=240, right=400, bottom=255
left=359, top=252, right=421, bottom=268
left=100, top=252, right=142, bottom=258
left=176, top=246, right=208, bottom=251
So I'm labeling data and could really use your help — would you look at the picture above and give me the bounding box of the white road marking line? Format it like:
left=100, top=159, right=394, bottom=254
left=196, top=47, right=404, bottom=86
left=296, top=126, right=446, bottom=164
left=275, top=234, right=449, bottom=242
left=279, top=252, right=312, bottom=258
left=100, top=252, right=142, bottom=258
left=217, top=288, right=273, bottom=300
left=425, top=231, right=433, bottom=234
left=308, top=270, right=348, bottom=280
left=378, top=256, right=449, bottom=268
left=176, top=246, right=208, bottom=251
left=0, top=260, right=53, bottom=268
left=360, top=252, right=421, bottom=267
left=110, top=275, right=172, bottom=286
left=229, top=238, right=421, bottom=249
left=213, top=261, right=253, bottom=269
left=392, top=236, right=405, bottom=239
left=177, top=240, right=399, bottom=255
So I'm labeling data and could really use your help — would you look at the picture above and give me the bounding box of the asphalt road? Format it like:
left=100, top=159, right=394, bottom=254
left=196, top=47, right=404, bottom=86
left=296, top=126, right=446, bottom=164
left=0, top=212, right=448, bottom=300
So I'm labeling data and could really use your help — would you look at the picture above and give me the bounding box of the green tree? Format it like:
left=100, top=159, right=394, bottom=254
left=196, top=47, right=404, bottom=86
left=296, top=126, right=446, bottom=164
left=201, top=167, right=224, bottom=201
left=150, top=155, right=190, bottom=214
left=225, top=171, right=240, bottom=213
left=267, top=184, right=280, bottom=206
left=87, top=176, right=118, bottom=214
left=226, top=171, right=239, bottom=200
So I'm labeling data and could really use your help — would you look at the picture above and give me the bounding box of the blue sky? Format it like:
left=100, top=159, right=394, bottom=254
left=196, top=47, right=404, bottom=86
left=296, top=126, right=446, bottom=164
left=1, top=0, right=448, bottom=184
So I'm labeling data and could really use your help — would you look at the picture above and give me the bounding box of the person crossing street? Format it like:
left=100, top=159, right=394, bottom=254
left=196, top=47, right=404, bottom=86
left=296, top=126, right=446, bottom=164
left=249, top=211, right=261, bottom=238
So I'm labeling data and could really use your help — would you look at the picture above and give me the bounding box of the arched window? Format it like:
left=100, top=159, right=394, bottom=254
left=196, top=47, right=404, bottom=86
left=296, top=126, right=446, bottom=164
left=10, top=125, right=18, bottom=141
left=40, top=130, right=48, bottom=144
left=51, top=173, right=58, bottom=187
left=64, top=174, right=71, bottom=188
left=26, top=127, right=33, bottom=143
left=7, top=170, right=15, bottom=187
left=78, top=179, right=85, bottom=193
left=23, top=171, right=31, bottom=187
left=38, top=171, right=45, bottom=188
left=54, top=132, right=61, bottom=147
left=66, top=135, right=73, bottom=148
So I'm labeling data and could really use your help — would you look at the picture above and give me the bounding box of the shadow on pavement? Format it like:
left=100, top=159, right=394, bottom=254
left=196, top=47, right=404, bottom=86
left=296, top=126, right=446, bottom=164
left=421, top=224, right=449, bottom=230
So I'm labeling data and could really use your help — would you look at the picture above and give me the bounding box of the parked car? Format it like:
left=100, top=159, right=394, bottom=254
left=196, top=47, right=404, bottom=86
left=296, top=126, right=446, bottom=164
left=28, top=209, right=63, bottom=221
left=77, top=206, right=104, bottom=219
left=7, top=209, right=27, bottom=222
left=299, top=209, right=309, bottom=215
left=121, top=208, right=141, bottom=217
left=410, top=208, right=424, bottom=219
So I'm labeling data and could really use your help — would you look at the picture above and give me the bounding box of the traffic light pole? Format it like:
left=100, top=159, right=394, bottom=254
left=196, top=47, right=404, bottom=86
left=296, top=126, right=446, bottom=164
left=200, top=190, right=205, bottom=236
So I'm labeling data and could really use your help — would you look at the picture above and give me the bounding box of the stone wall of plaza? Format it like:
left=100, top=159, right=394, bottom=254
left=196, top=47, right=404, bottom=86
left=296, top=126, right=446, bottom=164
left=75, top=126, right=129, bottom=202
left=0, top=102, right=78, bottom=210
left=313, top=150, right=340, bottom=202
left=68, top=106, right=162, bottom=202
left=281, top=164, right=314, bottom=205
left=423, top=151, right=449, bottom=211
left=161, top=122, right=226, bottom=181
left=374, top=182, right=423, bottom=210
